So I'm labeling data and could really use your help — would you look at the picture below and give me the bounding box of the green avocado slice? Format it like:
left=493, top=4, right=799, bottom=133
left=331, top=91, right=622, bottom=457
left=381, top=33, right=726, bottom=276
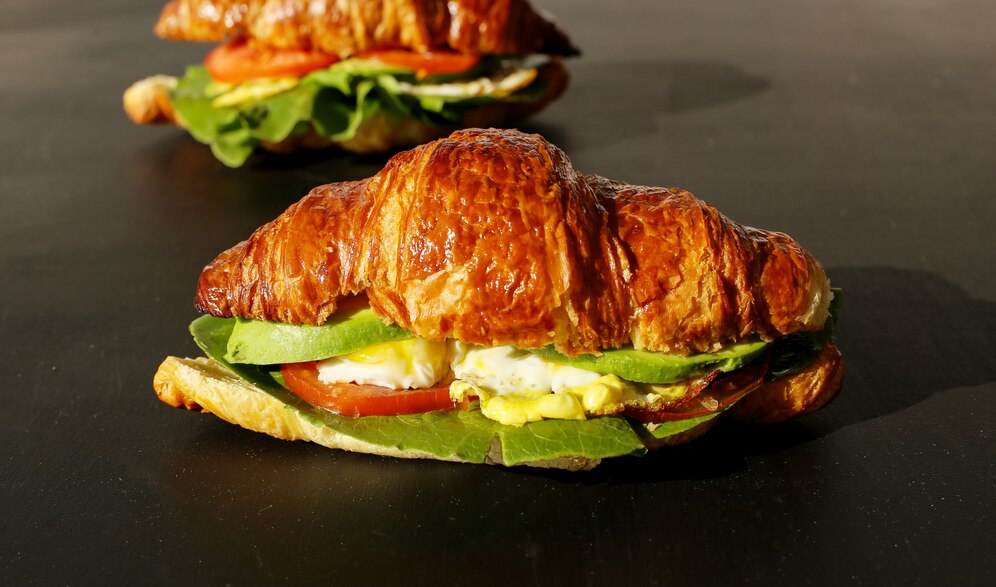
left=527, top=289, right=843, bottom=384
left=226, top=309, right=767, bottom=385
left=527, top=340, right=770, bottom=384
left=223, top=289, right=840, bottom=386
left=225, top=307, right=411, bottom=364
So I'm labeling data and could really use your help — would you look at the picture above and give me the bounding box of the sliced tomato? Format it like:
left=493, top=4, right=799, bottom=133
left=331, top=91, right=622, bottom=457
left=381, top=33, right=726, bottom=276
left=205, top=38, right=339, bottom=84
left=280, top=362, right=459, bottom=417
left=357, top=49, right=480, bottom=76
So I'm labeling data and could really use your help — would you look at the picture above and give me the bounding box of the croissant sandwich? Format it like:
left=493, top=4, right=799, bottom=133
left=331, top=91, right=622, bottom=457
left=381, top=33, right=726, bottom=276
left=154, top=129, right=844, bottom=470
left=123, top=0, right=576, bottom=167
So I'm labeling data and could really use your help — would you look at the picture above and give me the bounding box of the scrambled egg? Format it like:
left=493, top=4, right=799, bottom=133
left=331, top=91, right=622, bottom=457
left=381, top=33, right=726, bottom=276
left=315, top=339, right=693, bottom=426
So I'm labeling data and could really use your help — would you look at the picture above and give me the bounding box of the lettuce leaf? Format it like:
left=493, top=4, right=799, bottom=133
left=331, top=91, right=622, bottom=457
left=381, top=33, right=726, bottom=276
left=640, top=412, right=722, bottom=441
left=767, top=289, right=842, bottom=379
left=168, top=57, right=548, bottom=167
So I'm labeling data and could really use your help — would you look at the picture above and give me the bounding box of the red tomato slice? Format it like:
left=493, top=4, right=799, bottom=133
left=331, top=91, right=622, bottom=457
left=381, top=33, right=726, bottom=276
left=280, top=362, right=459, bottom=417
left=357, top=49, right=480, bottom=76
left=205, top=38, right=339, bottom=84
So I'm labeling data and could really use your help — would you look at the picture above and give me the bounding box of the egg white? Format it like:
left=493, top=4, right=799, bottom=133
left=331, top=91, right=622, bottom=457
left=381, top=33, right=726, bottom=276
left=316, top=338, right=449, bottom=389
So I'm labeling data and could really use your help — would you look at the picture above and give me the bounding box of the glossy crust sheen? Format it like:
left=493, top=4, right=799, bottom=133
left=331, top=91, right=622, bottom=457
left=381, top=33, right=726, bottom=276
left=194, top=128, right=833, bottom=356
left=154, top=0, right=578, bottom=57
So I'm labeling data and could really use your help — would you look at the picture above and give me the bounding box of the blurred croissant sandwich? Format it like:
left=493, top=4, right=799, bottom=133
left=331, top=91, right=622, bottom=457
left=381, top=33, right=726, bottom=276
left=124, top=0, right=576, bottom=166
left=154, top=129, right=844, bottom=470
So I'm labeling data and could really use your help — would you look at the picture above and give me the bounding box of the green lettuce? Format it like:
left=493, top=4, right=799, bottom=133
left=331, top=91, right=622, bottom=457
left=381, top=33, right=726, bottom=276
left=169, top=58, right=550, bottom=167
left=641, top=412, right=723, bottom=441
left=767, top=290, right=842, bottom=379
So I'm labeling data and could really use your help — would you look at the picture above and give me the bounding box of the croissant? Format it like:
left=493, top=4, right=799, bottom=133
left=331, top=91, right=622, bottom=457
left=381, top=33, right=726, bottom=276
left=195, top=128, right=831, bottom=357
left=157, top=128, right=843, bottom=469
left=126, top=0, right=575, bottom=166
left=154, top=0, right=578, bottom=57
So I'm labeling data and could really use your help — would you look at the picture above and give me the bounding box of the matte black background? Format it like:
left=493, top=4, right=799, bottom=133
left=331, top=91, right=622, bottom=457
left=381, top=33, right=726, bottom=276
left=2, top=1, right=994, bottom=584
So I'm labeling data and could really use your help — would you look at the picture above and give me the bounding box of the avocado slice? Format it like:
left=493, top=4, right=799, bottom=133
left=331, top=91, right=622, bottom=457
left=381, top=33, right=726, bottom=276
left=224, top=290, right=840, bottom=381
left=526, top=289, right=843, bottom=384
left=224, top=309, right=767, bottom=380
left=225, top=307, right=411, bottom=364
left=527, top=340, right=770, bottom=384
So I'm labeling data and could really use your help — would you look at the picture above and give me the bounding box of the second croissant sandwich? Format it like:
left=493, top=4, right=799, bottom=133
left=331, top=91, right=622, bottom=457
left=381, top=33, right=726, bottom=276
left=154, top=128, right=844, bottom=470
left=124, top=0, right=576, bottom=166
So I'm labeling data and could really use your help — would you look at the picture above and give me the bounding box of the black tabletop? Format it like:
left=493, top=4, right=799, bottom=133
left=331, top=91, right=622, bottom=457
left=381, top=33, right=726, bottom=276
left=3, top=1, right=994, bottom=584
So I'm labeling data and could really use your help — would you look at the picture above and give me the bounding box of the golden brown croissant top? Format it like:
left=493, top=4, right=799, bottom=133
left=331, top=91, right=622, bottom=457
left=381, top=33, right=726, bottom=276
left=154, top=0, right=578, bottom=57
left=195, top=129, right=832, bottom=356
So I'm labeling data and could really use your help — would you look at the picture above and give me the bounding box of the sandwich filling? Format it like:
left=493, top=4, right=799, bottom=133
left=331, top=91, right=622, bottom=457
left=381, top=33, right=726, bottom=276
left=183, top=291, right=838, bottom=465
left=163, top=41, right=560, bottom=166
left=308, top=339, right=757, bottom=426
left=212, top=293, right=839, bottom=427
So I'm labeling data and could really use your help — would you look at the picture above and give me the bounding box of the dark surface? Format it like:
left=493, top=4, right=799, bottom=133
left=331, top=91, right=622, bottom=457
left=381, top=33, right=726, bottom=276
left=2, top=0, right=994, bottom=584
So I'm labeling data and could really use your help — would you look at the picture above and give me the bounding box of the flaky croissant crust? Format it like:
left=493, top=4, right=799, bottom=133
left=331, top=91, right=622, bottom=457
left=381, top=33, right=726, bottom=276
left=195, top=129, right=832, bottom=356
left=154, top=0, right=578, bottom=57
